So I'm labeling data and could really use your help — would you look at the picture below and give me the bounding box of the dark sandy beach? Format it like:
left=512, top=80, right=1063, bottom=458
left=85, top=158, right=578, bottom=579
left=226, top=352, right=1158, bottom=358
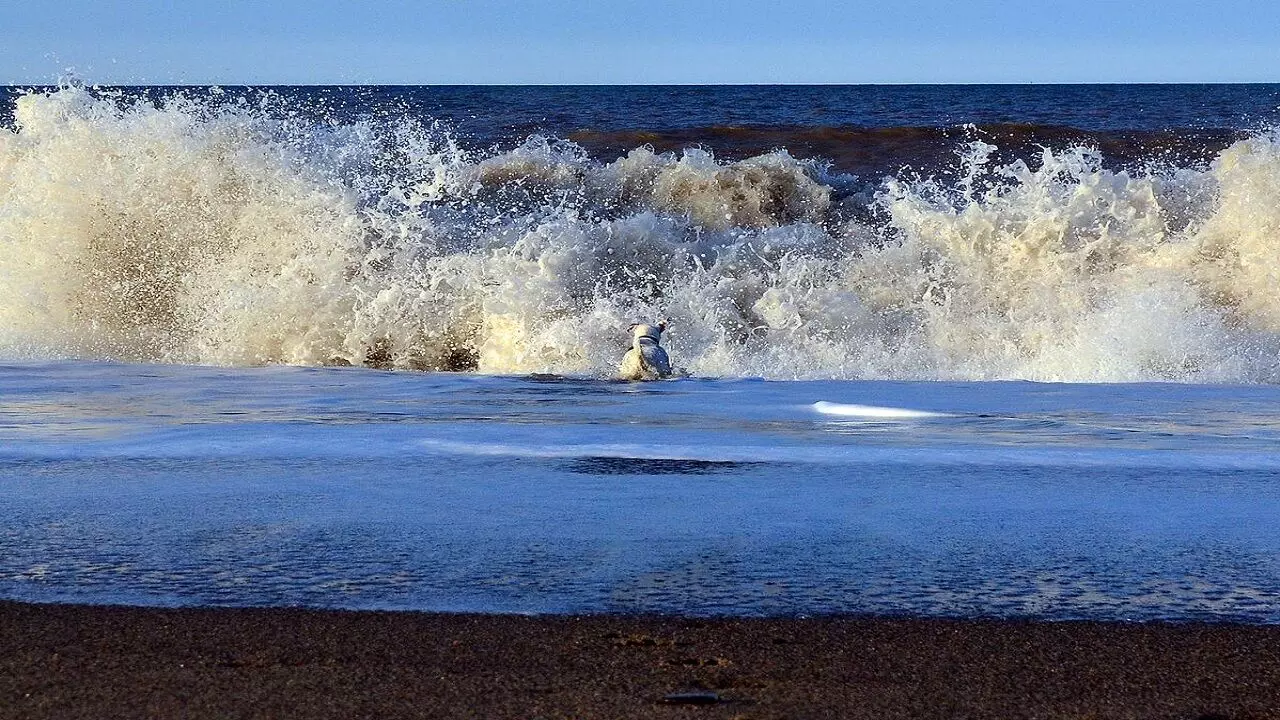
left=3, top=601, right=1278, bottom=719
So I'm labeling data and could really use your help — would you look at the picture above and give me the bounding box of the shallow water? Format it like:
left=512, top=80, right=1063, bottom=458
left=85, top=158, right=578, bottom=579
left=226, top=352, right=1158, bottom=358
left=3, top=361, right=1279, bottom=621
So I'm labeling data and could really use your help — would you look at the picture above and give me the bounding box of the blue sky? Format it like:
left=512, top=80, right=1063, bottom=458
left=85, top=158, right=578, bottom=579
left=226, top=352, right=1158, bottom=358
left=4, top=0, right=1279, bottom=84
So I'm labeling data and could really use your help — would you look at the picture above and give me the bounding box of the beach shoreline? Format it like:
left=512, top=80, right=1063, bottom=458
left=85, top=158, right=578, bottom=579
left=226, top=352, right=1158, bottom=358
left=3, top=600, right=1277, bottom=719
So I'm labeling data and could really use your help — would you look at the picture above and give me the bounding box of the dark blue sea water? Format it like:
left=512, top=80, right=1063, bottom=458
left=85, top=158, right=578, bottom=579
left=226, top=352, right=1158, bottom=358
left=10, top=83, right=1275, bottom=135
left=6, top=84, right=1279, bottom=172
left=2, top=84, right=1280, bottom=620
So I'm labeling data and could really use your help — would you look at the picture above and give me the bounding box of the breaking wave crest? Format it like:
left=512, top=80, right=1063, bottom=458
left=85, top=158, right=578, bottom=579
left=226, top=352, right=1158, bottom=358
left=3, top=86, right=1280, bottom=382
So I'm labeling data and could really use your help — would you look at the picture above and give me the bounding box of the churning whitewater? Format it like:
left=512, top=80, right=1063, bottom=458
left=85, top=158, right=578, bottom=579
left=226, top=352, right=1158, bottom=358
left=3, top=86, right=1280, bottom=382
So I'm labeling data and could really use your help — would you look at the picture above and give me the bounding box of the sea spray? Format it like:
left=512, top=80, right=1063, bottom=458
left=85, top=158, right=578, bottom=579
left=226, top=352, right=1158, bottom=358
left=2, top=87, right=1280, bottom=382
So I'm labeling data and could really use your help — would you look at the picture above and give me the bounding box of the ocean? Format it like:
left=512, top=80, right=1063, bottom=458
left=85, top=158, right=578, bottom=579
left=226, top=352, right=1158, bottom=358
left=2, top=84, right=1280, bottom=621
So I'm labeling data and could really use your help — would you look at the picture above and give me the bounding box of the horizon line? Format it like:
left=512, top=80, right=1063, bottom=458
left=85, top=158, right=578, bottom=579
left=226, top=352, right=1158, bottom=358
left=6, top=80, right=1280, bottom=88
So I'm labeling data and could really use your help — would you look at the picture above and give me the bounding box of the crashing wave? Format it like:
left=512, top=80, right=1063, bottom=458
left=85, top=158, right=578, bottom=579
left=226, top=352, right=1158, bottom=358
left=2, top=87, right=1280, bottom=382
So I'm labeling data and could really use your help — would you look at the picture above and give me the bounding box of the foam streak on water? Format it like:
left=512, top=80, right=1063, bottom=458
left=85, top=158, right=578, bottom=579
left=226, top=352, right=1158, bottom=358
left=4, top=87, right=1280, bottom=382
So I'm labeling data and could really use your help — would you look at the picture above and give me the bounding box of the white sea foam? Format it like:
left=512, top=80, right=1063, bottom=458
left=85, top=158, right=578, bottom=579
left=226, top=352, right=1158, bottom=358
left=812, top=401, right=951, bottom=419
left=3, top=87, right=1280, bottom=382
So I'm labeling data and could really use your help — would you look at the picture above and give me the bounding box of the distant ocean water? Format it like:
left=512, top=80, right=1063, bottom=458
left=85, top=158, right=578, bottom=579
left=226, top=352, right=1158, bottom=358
left=2, top=84, right=1280, bottom=620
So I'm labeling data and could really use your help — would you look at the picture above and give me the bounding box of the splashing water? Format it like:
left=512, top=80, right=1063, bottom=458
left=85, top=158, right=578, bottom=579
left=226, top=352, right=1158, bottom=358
left=3, top=87, right=1280, bottom=382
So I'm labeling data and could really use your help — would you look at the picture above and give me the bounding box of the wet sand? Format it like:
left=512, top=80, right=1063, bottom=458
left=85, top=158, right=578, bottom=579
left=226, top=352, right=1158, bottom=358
left=3, top=600, right=1278, bottom=719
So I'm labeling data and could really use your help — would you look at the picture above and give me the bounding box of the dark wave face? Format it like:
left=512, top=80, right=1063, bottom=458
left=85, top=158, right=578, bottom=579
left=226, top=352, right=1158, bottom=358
left=567, top=124, right=1244, bottom=178
left=3, top=84, right=1280, bottom=382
